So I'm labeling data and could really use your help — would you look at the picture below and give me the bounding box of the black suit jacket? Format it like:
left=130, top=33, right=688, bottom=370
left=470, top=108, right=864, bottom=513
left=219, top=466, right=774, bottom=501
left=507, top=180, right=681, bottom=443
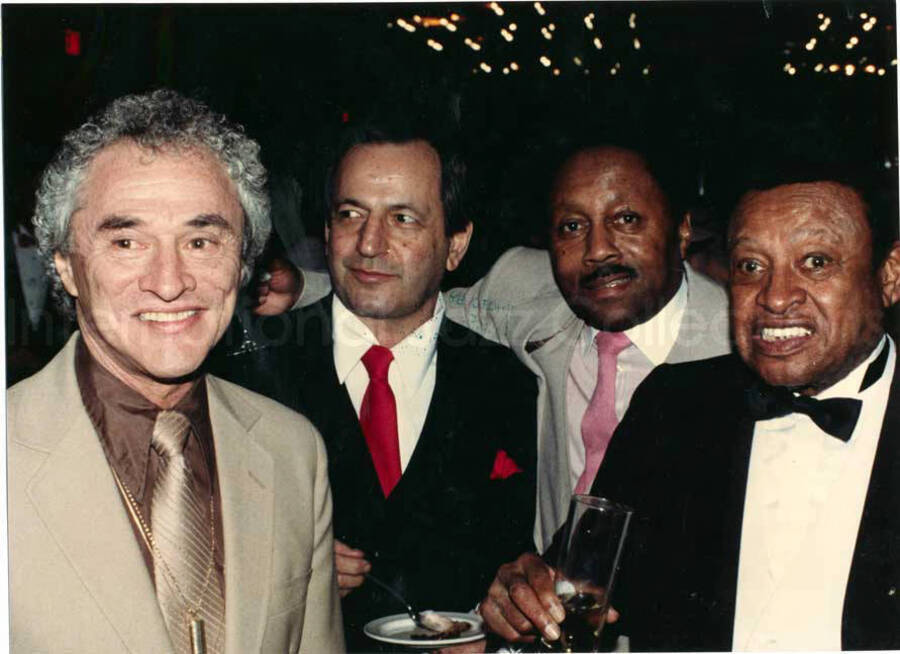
left=210, top=296, right=537, bottom=650
left=589, top=350, right=900, bottom=651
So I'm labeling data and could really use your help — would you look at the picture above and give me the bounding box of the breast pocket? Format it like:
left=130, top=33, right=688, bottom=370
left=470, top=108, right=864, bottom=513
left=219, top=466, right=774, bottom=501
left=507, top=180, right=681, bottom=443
left=261, top=569, right=311, bottom=653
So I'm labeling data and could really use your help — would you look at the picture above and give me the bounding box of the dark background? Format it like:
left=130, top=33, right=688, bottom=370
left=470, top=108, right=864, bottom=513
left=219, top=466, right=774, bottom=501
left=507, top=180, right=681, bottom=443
left=4, top=2, right=898, bottom=383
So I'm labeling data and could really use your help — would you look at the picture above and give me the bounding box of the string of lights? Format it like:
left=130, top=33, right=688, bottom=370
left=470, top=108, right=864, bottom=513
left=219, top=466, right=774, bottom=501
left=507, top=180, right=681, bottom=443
left=386, top=2, right=652, bottom=77
left=785, top=8, right=896, bottom=77
left=386, top=3, right=895, bottom=82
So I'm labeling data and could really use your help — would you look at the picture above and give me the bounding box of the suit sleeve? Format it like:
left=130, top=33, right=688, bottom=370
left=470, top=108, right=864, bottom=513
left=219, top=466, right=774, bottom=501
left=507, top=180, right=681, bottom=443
left=298, top=430, right=346, bottom=653
left=292, top=269, right=332, bottom=310
left=445, top=247, right=557, bottom=347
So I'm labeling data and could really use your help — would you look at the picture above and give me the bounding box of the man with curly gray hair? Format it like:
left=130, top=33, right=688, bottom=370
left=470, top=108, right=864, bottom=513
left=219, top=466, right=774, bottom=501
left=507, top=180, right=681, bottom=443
left=8, top=89, right=344, bottom=653
left=35, top=88, right=272, bottom=317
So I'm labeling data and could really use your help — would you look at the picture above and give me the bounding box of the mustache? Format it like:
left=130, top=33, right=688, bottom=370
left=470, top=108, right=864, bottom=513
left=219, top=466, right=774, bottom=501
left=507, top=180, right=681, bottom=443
left=580, top=264, right=638, bottom=285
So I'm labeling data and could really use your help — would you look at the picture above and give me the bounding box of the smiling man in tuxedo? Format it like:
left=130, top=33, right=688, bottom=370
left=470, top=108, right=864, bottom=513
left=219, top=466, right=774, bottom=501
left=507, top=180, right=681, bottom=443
left=480, top=163, right=900, bottom=650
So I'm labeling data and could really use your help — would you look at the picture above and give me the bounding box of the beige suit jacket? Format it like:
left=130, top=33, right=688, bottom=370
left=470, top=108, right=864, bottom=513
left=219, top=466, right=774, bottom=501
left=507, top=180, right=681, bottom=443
left=8, top=334, right=345, bottom=653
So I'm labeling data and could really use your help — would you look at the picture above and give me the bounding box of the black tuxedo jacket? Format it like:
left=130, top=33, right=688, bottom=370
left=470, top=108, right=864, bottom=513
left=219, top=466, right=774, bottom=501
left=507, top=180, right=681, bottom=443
left=210, top=296, right=537, bottom=650
left=589, top=351, right=900, bottom=651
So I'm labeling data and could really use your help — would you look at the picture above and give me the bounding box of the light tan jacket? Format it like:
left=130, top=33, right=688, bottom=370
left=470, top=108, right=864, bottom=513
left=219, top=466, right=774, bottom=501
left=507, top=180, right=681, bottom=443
left=8, top=334, right=345, bottom=653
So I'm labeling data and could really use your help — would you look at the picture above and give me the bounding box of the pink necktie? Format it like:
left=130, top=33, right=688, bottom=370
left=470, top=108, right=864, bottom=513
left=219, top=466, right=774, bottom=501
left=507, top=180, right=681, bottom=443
left=360, top=345, right=402, bottom=497
left=574, top=331, right=631, bottom=494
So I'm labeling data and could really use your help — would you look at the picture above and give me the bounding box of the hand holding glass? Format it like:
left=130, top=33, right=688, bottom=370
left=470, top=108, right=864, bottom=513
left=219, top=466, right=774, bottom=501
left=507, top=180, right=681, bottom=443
left=544, top=495, right=632, bottom=652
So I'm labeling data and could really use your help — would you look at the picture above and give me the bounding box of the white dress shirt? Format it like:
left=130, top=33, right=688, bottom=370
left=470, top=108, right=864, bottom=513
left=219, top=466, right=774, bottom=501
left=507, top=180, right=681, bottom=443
left=332, top=293, right=444, bottom=471
left=565, top=276, right=689, bottom=491
left=733, top=336, right=895, bottom=651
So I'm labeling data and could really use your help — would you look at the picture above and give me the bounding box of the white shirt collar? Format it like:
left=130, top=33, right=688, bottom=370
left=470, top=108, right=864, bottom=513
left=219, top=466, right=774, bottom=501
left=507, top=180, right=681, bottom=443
left=759, top=335, right=893, bottom=434
left=814, top=334, right=889, bottom=401
left=332, top=292, right=444, bottom=390
left=581, top=271, right=689, bottom=366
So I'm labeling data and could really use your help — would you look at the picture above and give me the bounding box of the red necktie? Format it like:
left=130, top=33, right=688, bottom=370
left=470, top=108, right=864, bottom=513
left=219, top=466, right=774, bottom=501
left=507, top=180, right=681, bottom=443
left=574, top=331, right=631, bottom=494
left=360, top=345, right=402, bottom=497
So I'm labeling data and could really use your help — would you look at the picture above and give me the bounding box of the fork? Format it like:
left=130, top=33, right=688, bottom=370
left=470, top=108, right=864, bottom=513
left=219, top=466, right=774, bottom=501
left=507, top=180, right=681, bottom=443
left=364, top=572, right=427, bottom=628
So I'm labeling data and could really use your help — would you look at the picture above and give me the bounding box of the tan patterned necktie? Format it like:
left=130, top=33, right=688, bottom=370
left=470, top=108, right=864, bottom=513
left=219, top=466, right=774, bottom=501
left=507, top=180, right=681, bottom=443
left=151, top=410, right=225, bottom=654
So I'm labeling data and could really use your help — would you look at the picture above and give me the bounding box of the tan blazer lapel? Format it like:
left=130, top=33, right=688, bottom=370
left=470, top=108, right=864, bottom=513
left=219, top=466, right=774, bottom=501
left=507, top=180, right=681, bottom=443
left=527, top=313, right=582, bottom=552
left=668, top=265, right=731, bottom=363
left=207, top=377, right=274, bottom=654
left=27, top=411, right=172, bottom=653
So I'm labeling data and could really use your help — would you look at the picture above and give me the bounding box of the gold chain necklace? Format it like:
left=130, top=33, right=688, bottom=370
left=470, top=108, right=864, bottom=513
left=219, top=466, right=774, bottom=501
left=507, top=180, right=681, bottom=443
left=111, top=466, right=218, bottom=654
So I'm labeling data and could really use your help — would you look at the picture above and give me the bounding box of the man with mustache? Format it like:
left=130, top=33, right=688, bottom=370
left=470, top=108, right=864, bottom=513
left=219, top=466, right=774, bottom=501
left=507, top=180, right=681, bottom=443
left=257, top=144, right=732, bottom=554
left=448, top=145, right=731, bottom=553
left=480, top=165, right=900, bottom=650
left=218, top=117, right=538, bottom=650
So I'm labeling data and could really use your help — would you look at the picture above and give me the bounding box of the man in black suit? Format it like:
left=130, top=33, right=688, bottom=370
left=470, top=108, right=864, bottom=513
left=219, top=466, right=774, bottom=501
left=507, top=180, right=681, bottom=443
left=212, top=119, right=537, bottom=650
left=478, top=165, right=900, bottom=650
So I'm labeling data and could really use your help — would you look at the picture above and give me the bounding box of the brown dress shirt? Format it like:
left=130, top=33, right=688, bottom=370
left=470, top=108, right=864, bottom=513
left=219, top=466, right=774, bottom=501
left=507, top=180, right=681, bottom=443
left=74, top=336, right=225, bottom=599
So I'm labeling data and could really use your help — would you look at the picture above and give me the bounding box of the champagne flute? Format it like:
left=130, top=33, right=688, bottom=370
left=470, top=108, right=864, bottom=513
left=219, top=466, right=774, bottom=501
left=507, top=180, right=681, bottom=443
left=542, top=495, right=632, bottom=653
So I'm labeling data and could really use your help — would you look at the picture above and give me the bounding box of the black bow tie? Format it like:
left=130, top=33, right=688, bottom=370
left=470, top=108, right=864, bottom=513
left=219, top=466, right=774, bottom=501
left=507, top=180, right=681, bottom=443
left=744, top=339, right=889, bottom=442
left=745, top=385, right=862, bottom=441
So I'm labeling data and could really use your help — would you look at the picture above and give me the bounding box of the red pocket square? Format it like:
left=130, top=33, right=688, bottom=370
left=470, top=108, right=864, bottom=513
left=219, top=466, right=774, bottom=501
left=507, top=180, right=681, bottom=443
left=490, top=449, right=523, bottom=480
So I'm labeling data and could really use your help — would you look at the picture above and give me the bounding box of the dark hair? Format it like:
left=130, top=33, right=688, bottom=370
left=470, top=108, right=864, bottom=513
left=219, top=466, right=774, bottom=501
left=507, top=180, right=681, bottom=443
left=540, top=130, right=697, bottom=226
left=725, top=159, right=899, bottom=269
left=324, top=114, right=469, bottom=236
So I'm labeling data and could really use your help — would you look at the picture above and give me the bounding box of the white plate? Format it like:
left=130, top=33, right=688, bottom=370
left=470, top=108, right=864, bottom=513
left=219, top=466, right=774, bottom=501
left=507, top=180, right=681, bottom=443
left=364, top=611, right=484, bottom=647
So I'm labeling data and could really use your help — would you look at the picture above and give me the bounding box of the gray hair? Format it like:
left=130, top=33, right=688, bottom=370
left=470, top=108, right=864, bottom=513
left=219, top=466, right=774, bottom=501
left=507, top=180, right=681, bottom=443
left=33, top=88, right=271, bottom=317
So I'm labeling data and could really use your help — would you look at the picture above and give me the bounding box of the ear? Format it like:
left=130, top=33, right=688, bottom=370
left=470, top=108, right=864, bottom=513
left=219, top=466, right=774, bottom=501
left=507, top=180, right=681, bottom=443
left=878, top=240, right=900, bottom=307
left=677, top=213, right=693, bottom=260
left=445, top=221, right=473, bottom=272
left=324, top=220, right=331, bottom=245
left=53, top=251, right=80, bottom=298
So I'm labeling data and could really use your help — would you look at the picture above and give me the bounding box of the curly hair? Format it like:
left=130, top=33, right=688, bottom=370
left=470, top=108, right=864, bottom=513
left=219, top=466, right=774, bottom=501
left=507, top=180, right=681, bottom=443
left=33, top=89, right=271, bottom=317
